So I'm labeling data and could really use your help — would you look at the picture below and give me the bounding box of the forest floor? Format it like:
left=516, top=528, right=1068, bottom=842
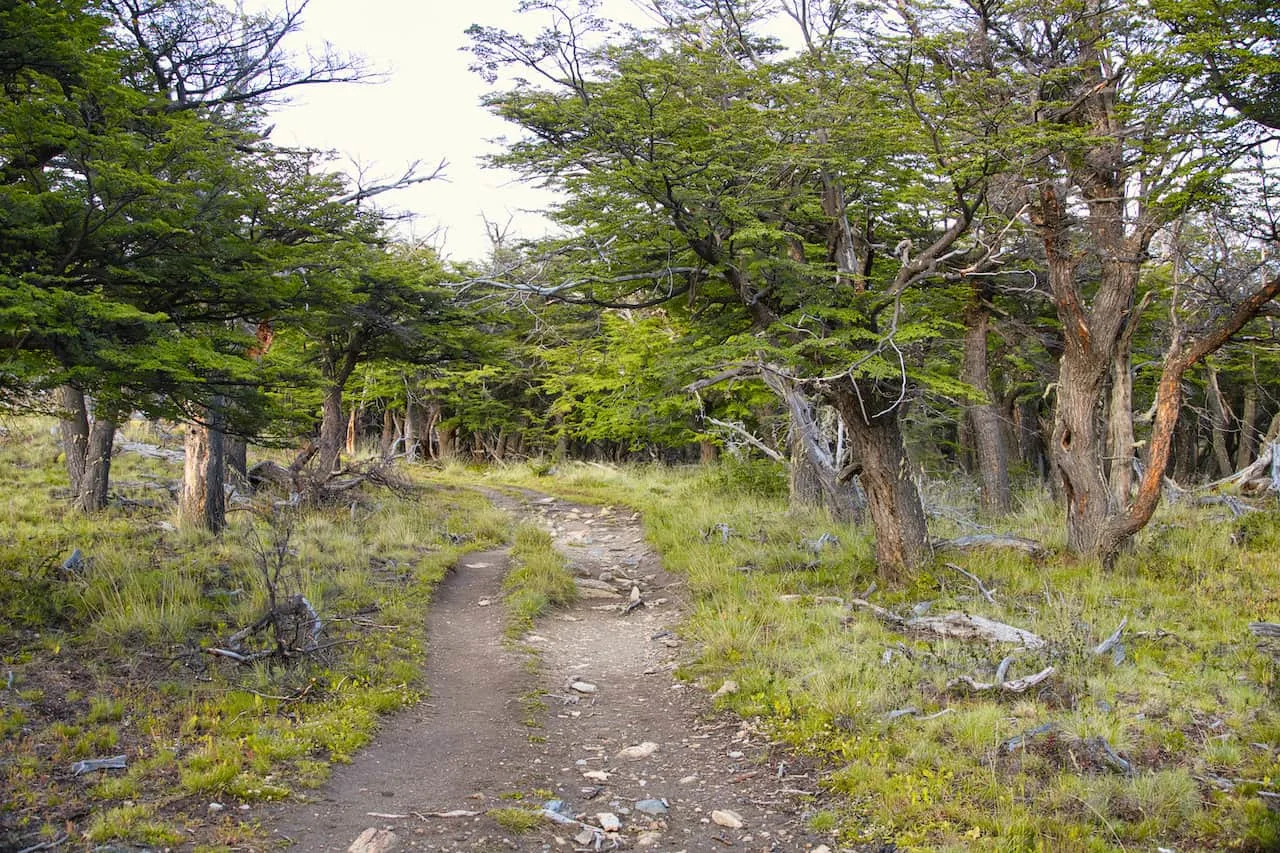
left=263, top=487, right=835, bottom=853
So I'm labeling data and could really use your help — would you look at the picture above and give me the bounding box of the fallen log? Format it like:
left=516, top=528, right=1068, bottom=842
left=1250, top=621, right=1280, bottom=639
left=936, top=535, right=1047, bottom=559
left=911, top=611, right=1046, bottom=649
left=116, top=440, right=185, bottom=463
left=848, top=600, right=1046, bottom=649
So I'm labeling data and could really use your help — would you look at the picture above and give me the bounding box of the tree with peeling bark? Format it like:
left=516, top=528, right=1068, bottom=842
left=469, top=0, right=1016, bottom=577
left=965, top=0, right=1280, bottom=561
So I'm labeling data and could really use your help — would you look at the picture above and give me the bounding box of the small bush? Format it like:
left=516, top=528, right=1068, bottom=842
left=489, top=806, right=544, bottom=833
left=703, top=454, right=787, bottom=499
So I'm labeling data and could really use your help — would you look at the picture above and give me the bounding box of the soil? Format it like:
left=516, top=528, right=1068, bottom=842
left=264, top=488, right=833, bottom=852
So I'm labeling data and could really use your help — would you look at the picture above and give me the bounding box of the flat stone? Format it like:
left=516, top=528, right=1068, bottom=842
left=570, top=681, right=598, bottom=694
left=597, top=812, right=622, bottom=832
left=576, top=578, right=618, bottom=592
left=711, top=809, right=745, bottom=829
left=577, top=585, right=623, bottom=599
left=348, top=828, right=398, bottom=853
left=713, top=680, right=739, bottom=697
left=617, top=741, right=659, bottom=760
left=634, top=798, right=669, bottom=816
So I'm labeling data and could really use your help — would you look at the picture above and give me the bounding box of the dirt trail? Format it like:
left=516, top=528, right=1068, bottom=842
left=266, top=489, right=829, bottom=852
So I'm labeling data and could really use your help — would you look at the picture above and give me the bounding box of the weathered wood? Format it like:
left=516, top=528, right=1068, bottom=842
left=912, top=612, right=1046, bottom=649
left=848, top=599, right=1046, bottom=648
left=117, top=440, right=185, bottom=462
left=1093, top=617, right=1128, bottom=656
left=947, top=665, right=1055, bottom=694
left=212, top=594, right=322, bottom=665
left=945, top=562, right=997, bottom=604
left=936, top=535, right=1047, bottom=558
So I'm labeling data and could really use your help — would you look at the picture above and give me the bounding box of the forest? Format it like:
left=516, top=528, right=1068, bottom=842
left=2, top=0, right=1280, bottom=850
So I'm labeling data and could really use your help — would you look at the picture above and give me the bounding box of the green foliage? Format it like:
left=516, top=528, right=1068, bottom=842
left=541, top=313, right=702, bottom=451
left=488, top=806, right=544, bottom=833
left=83, top=805, right=182, bottom=846
left=703, top=454, right=788, bottom=499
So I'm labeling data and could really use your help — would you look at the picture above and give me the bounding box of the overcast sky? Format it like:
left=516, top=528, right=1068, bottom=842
left=262, top=0, right=650, bottom=263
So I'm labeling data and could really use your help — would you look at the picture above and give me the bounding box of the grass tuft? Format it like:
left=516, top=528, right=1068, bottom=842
left=503, top=523, right=578, bottom=636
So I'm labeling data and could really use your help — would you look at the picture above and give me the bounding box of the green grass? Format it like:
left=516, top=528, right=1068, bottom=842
left=488, top=805, right=545, bottom=833
left=0, top=419, right=508, bottom=849
left=503, top=523, right=578, bottom=637
left=458, top=458, right=1280, bottom=852
left=9, top=420, right=1280, bottom=851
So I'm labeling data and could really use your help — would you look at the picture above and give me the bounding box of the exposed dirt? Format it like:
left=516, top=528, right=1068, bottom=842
left=265, top=488, right=832, bottom=852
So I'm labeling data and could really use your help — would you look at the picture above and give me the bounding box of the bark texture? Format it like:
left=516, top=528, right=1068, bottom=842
left=961, top=297, right=1011, bottom=514
left=825, top=377, right=930, bottom=577
left=57, top=385, right=115, bottom=512
left=180, top=414, right=226, bottom=533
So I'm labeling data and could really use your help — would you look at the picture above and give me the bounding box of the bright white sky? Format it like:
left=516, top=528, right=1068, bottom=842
left=262, top=0, right=653, bottom=264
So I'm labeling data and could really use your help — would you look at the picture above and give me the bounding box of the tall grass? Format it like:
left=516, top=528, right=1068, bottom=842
left=504, top=523, right=578, bottom=636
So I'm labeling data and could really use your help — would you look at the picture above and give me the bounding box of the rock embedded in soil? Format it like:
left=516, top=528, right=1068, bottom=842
left=711, top=809, right=745, bottom=829
left=617, top=741, right=659, bottom=760
left=634, top=798, right=669, bottom=816
left=570, top=680, right=598, bottom=694
left=347, top=827, right=398, bottom=853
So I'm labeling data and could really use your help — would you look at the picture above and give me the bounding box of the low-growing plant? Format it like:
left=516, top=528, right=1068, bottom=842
left=488, top=806, right=544, bottom=833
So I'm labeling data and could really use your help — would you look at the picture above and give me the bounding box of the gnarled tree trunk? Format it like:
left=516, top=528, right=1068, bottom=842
left=1205, top=364, right=1234, bottom=477
left=825, top=377, right=930, bottom=578
left=761, top=370, right=862, bottom=522
left=57, top=385, right=116, bottom=512
left=180, top=403, right=227, bottom=533
left=1105, top=346, right=1135, bottom=506
left=316, top=384, right=345, bottom=476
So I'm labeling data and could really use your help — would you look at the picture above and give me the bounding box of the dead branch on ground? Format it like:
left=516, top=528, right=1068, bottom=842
left=936, top=534, right=1048, bottom=559
left=847, top=599, right=1047, bottom=649
left=947, top=665, right=1055, bottom=693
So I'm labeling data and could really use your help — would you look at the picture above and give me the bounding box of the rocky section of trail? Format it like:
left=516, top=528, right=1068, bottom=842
left=482, top=489, right=831, bottom=853
left=266, top=489, right=835, bottom=852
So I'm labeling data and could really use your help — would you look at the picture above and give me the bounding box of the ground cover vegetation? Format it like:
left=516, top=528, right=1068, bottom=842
left=2, top=0, right=1280, bottom=848
left=467, top=460, right=1280, bottom=850
left=0, top=419, right=507, bottom=848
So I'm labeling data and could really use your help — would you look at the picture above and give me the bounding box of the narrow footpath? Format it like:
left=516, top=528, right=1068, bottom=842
left=266, top=489, right=831, bottom=852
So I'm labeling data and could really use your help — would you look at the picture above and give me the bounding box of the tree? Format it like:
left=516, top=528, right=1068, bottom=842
left=275, top=238, right=470, bottom=479
left=969, top=0, right=1280, bottom=560
left=470, top=0, right=1013, bottom=576
left=0, top=0, right=375, bottom=516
